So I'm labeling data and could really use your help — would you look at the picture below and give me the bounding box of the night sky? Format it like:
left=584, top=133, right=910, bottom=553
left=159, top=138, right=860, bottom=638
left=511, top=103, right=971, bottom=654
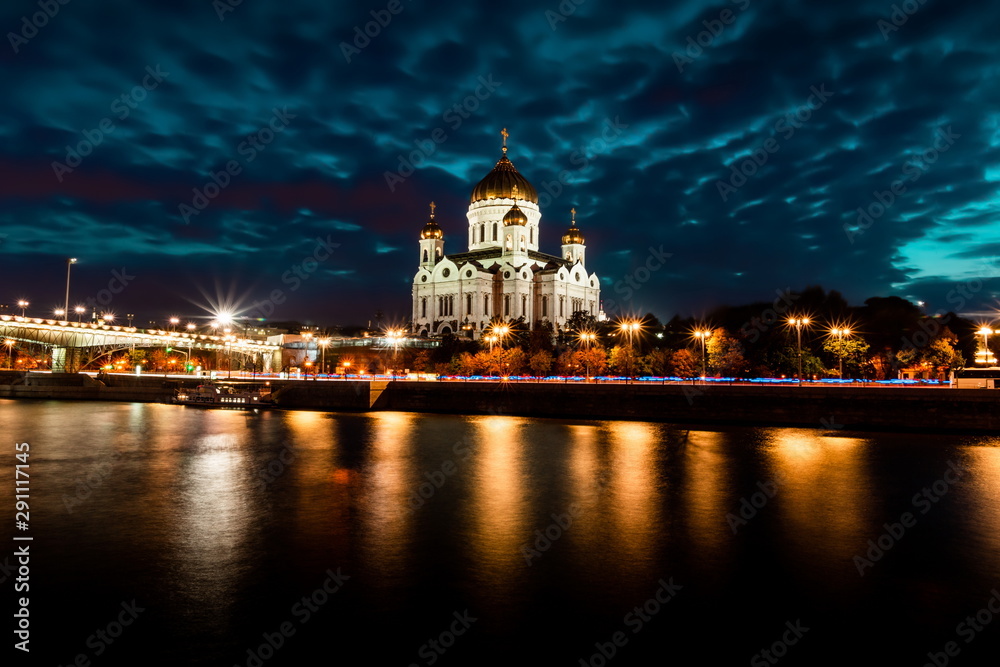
left=1, top=0, right=998, bottom=327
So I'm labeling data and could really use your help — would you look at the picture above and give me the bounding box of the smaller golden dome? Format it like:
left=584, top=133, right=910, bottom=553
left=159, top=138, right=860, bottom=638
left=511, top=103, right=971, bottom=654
left=420, top=201, right=444, bottom=239
left=561, top=208, right=585, bottom=244
left=503, top=203, right=528, bottom=227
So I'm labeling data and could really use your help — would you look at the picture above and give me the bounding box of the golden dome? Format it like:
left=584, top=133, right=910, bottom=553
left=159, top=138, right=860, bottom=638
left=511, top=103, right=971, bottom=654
left=561, top=208, right=585, bottom=244
left=420, top=201, right=444, bottom=239
left=470, top=132, right=538, bottom=203
left=503, top=202, right=528, bottom=227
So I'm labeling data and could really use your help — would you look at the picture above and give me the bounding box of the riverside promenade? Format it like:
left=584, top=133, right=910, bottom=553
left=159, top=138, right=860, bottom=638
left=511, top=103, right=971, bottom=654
left=1, top=371, right=997, bottom=433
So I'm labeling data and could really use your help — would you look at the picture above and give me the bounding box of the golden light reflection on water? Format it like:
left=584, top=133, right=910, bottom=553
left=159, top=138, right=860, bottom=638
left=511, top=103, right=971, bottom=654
left=602, top=421, right=662, bottom=582
left=954, top=443, right=1000, bottom=581
left=765, top=430, right=872, bottom=585
left=681, top=431, right=733, bottom=575
left=360, top=412, right=417, bottom=589
left=466, top=416, right=531, bottom=603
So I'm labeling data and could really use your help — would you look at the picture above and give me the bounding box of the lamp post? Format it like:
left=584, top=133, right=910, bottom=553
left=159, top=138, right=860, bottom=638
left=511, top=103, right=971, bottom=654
left=64, top=258, right=77, bottom=316
left=169, top=317, right=179, bottom=331
left=695, top=330, right=710, bottom=379
left=789, top=318, right=811, bottom=385
left=579, top=331, right=596, bottom=379
left=618, top=320, right=641, bottom=382
left=54, top=308, right=65, bottom=319
left=75, top=306, right=85, bottom=322
left=831, top=328, right=851, bottom=379
left=976, top=327, right=997, bottom=365
left=319, top=338, right=329, bottom=376
left=17, top=300, right=29, bottom=317
left=3, top=339, right=14, bottom=369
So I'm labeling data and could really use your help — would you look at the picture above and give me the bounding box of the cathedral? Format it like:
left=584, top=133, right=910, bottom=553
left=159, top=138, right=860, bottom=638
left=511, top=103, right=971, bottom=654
left=411, top=130, right=601, bottom=339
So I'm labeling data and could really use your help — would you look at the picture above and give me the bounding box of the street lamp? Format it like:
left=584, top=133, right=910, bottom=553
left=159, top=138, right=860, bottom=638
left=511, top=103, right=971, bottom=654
left=830, top=328, right=851, bottom=379
left=3, top=339, right=14, bottom=369
left=54, top=308, right=65, bottom=319
left=694, top=330, right=710, bottom=379
left=788, top=317, right=811, bottom=385
left=74, top=306, right=85, bottom=322
left=17, top=300, right=29, bottom=317
left=127, top=313, right=135, bottom=327
left=319, top=338, right=330, bottom=376
left=64, top=258, right=77, bottom=316
left=169, top=317, right=180, bottom=330
left=976, top=327, right=997, bottom=365
left=618, top=320, right=641, bottom=381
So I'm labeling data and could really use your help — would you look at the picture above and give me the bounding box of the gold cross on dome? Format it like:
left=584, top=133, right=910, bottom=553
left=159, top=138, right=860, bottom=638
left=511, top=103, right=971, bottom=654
left=429, top=201, right=436, bottom=217
left=501, top=127, right=509, bottom=153
left=571, top=208, right=576, bottom=224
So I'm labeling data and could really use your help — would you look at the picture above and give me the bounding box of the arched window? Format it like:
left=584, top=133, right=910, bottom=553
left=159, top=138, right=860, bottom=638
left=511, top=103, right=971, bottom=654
left=436, top=247, right=442, bottom=259
left=480, top=225, right=485, bottom=243
left=530, top=227, right=534, bottom=244
left=504, top=294, right=511, bottom=316
left=542, top=296, right=548, bottom=318
left=466, top=293, right=472, bottom=315
left=492, top=223, right=498, bottom=241
left=484, top=294, right=489, bottom=315
left=421, top=298, right=426, bottom=318
left=521, top=295, right=526, bottom=315
left=505, top=234, right=513, bottom=251
left=423, top=249, right=428, bottom=262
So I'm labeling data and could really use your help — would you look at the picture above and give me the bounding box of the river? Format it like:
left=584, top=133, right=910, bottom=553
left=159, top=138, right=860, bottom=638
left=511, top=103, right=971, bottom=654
left=2, top=399, right=999, bottom=665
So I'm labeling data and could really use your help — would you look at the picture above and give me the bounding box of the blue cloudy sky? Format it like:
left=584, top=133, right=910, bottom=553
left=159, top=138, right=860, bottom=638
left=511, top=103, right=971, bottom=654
left=1, top=0, right=998, bottom=325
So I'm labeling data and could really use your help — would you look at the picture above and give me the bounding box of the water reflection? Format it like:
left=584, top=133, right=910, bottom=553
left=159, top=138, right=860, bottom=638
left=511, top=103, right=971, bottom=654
left=360, top=412, right=417, bottom=595
left=603, top=421, right=662, bottom=584
left=465, top=416, right=531, bottom=615
left=765, top=430, right=872, bottom=589
left=172, top=427, right=255, bottom=633
left=680, top=430, right=733, bottom=580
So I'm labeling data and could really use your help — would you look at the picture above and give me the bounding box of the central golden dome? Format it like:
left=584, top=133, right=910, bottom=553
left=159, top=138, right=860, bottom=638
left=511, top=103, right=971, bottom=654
left=470, top=142, right=538, bottom=204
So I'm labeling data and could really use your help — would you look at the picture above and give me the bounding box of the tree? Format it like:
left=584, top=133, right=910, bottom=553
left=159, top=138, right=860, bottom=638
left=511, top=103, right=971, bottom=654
left=670, top=349, right=698, bottom=378
left=644, top=348, right=672, bottom=376
left=609, top=345, right=641, bottom=377
left=706, top=328, right=748, bottom=376
left=412, top=351, right=433, bottom=372
left=823, top=336, right=870, bottom=378
left=578, top=348, right=607, bottom=376
left=529, top=350, right=554, bottom=376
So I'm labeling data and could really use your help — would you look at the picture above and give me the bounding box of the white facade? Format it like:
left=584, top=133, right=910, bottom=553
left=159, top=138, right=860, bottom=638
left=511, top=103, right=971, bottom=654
left=411, top=142, right=601, bottom=339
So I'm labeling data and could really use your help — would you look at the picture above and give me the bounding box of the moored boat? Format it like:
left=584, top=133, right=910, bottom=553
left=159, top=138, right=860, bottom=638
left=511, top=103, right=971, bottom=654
left=173, top=382, right=273, bottom=408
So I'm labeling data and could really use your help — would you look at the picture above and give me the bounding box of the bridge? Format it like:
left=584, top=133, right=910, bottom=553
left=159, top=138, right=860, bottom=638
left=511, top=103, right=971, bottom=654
left=0, top=315, right=282, bottom=373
